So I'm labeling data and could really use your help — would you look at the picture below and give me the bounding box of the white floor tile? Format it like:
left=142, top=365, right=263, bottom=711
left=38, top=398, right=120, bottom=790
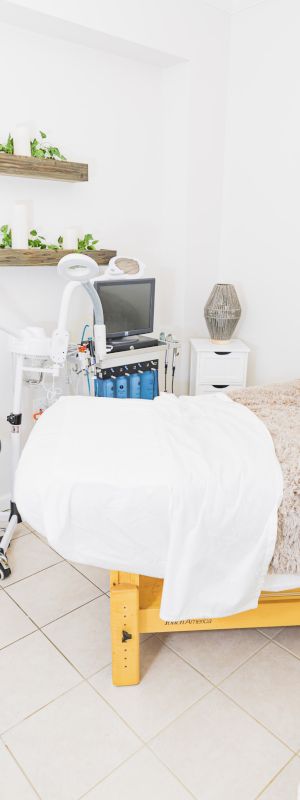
left=83, top=748, right=192, bottom=799
left=0, top=740, right=37, bottom=799
left=259, top=756, right=300, bottom=799
left=274, top=626, right=300, bottom=658
left=71, top=562, right=110, bottom=592
left=0, top=631, right=80, bottom=733
left=159, top=627, right=267, bottom=684
left=3, top=533, right=62, bottom=586
left=6, top=561, right=101, bottom=626
left=0, top=591, right=36, bottom=649
left=222, top=641, right=300, bottom=750
left=4, top=682, right=140, bottom=800
left=150, top=689, right=290, bottom=800
left=90, top=637, right=211, bottom=741
left=43, top=595, right=111, bottom=677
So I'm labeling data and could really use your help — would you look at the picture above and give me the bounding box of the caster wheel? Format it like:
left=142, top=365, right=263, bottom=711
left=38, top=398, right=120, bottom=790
left=0, top=552, right=11, bottom=580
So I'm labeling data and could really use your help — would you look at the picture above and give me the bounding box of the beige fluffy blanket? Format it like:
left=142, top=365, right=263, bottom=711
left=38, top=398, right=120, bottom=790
left=229, top=381, right=300, bottom=574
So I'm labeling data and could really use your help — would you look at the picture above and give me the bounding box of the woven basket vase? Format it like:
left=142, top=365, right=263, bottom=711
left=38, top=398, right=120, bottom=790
left=204, top=283, right=241, bottom=343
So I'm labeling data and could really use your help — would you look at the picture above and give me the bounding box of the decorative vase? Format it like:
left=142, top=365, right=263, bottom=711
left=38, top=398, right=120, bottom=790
left=204, top=283, right=241, bottom=343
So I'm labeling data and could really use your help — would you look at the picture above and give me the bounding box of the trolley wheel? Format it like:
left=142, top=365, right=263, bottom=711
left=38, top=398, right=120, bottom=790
left=0, top=552, right=11, bottom=580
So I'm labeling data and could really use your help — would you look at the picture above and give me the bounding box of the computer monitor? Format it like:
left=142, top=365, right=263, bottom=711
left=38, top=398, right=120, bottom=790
left=94, top=278, right=155, bottom=341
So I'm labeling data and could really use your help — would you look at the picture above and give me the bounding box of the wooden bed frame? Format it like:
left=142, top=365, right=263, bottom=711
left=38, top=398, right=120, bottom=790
left=110, top=570, right=300, bottom=685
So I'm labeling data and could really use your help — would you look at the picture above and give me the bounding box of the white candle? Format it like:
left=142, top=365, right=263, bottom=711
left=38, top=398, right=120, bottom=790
left=11, top=125, right=31, bottom=157
left=63, top=227, right=78, bottom=250
left=12, top=204, right=28, bottom=249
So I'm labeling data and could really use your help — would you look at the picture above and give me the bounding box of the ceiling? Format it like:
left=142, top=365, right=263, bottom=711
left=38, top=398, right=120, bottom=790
left=204, top=0, right=267, bottom=12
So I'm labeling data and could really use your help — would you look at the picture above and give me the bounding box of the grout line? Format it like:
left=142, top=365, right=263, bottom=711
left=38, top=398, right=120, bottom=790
left=1, top=678, right=84, bottom=739
left=78, top=746, right=145, bottom=800
left=157, top=629, right=270, bottom=687
left=254, top=753, right=297, bottom=799
left=69, top=560, right=109, bottom=593
left=89, top=665, right=216, bottom=752
left=1, top=739, right=42, bottom=799
left=0, top=585, right=39, bottom=626
left=217, top=686, right=296, bottom=754
left=144, top=743, right=198, bottom=799
left=89, top=644, right=215, bottom=745
left=39, top=591, right=106, bottom=628
left=214, top=636, right=271, bottom=684
left=87, top=679, right=148, bottom=744
left=268, top=634, right=300, bottom=662
left=149, top=636, right=215, bottom=686
left=31, top=529, right=110, bottom=594
left=3, top=557, right=64, bottom=590
left=256, top=628, right=283, bottom=641
left=146, top=686, right=216, bottom=746
left=78, top=743, right=198, bottom=800
left=4, top=582, right=103, bottom=629
left=0, top=591, right=104, bottom=656
left=0, top=628, right=37, bottom=653
left=39, top=627, right=87, bottom=680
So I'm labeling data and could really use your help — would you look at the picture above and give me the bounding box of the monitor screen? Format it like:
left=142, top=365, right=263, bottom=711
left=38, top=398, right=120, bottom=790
left=95, top=278, right=155, bottom=338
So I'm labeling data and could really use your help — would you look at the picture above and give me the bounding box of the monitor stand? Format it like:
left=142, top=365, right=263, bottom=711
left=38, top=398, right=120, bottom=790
left=107, top=335, right=159, bottom=353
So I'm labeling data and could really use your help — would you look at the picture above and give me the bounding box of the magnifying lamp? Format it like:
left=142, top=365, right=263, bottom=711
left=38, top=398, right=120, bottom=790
left=57, top=252, right=100, bottom=282
left=102, top=256, right=145, bottom=279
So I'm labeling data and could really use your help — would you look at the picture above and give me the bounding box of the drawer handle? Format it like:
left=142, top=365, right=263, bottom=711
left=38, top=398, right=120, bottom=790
left=214, top=351, right=230, bottom=356
left=212, top=384, right=229, bottom=389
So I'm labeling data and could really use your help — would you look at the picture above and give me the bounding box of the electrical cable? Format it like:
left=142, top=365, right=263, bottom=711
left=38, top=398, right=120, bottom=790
left=164, top=349, right=168, bottom=392
left=81, top=323, right=90, bottom=344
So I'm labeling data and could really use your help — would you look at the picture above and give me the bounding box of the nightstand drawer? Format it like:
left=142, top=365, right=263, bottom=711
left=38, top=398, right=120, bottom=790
left=196, top=351, right=247, bottom=385
left=195, top=383, right=244, bottom=395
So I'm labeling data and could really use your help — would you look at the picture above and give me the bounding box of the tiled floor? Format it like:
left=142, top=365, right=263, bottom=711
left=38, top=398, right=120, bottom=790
left=1, top=525, right=300, bottom=799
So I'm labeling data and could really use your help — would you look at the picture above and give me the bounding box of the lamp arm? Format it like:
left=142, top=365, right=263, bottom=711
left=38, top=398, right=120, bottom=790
left=51, top=279, right=106, bottom=365
left=82, top=282, right=103, bottom=324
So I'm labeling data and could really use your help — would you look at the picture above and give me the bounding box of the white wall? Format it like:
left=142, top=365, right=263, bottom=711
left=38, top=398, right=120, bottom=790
left=0, top=2, right=230, bottom=500
left=0, top=21, right=164, bottom=498
left=219, top=0, right=300, bottom=384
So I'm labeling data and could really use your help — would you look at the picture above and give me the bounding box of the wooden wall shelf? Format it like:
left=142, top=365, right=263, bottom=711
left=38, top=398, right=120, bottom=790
left=0, top=249, right=116, bottom=267
left=0, top=154, right=88, bottom=182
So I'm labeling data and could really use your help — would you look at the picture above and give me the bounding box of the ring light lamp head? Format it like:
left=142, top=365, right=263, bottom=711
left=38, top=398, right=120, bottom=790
left=105, top=256, right=145, bottom=279
left=57, top=253, right=100, bottom=283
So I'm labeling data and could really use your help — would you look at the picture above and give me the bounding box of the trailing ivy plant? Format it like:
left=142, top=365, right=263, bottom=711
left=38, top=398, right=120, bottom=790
left=0, top=225, right=100, bottom=252
left=28, top=230, right=63, bottom=250
left=77, top=233, right=99, bottom=251
left=0, top=225, right=12, bottom=248
left=30, top=131, right=66, bottom=161
left=0, top=134, right=14, bottom=155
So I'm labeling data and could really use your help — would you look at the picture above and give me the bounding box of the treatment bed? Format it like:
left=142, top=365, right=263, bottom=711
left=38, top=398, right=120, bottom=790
left=15, top=381, right=300, bottom=685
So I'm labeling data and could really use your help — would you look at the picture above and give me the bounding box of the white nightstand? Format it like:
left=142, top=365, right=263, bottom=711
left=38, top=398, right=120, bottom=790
left=189, top=338, right=249, bottom=395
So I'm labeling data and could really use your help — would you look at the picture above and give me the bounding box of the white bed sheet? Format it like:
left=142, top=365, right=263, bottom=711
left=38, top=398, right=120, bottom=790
left=15, top=394, right=283, bottom=620
left=262, top=573, right=300, bottom=591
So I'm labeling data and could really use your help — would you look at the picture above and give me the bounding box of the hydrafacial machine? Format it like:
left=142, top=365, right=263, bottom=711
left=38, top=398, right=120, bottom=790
left=0, top=253, right=106, bottom=579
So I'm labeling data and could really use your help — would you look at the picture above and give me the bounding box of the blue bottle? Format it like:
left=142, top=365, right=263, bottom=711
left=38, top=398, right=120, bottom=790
left=116, top=375, right=128, bottom=399
left=129, top=372, right=141, bottom=399
left=95, top=377, right=104, bottom=397
left=152, top=368, right=159, bottom=398
left=103, top=378, right=115, bottom=398
left=141, top=369, right=154, bottom=400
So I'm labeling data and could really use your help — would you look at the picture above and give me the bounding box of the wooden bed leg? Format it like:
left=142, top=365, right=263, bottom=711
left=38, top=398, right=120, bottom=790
left=110, top=572, right=140, bottom=686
